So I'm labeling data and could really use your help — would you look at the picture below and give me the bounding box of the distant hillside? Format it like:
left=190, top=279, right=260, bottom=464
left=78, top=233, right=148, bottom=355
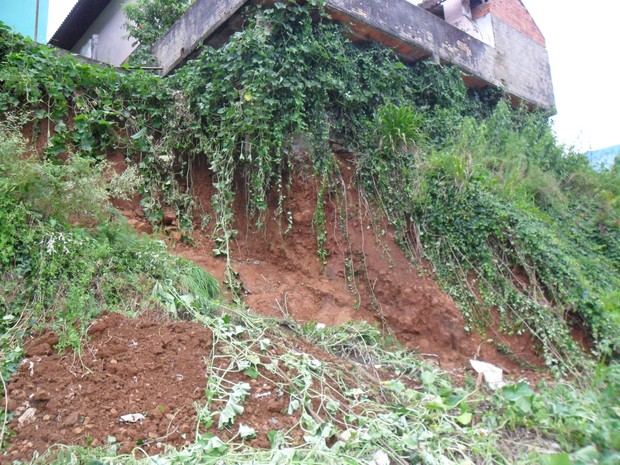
left=587, top=144, right=620, bottom=170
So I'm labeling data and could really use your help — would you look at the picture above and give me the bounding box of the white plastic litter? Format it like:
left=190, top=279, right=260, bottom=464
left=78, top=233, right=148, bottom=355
left=371, top=449, right=390, bottom=465
left=469, top=359, right=506, bottom=390
left=119, top=413, right=146, bottom=423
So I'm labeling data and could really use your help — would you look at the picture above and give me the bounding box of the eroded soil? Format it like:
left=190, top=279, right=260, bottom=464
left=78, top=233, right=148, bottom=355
left=175, top=155, right=543, bottom=372
left=4, top=313, right=209, bottom=460
left=4, top=313, right=314, bottom=462
left=3, top=152, right=547, bottom=460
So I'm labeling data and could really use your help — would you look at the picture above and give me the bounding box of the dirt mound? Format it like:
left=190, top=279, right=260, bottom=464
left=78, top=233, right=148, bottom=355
left=3, top=312, right=320, bottom=462
left=6, top=311, right=384, bottom=461
left=4, top=313, right=209, bottom=460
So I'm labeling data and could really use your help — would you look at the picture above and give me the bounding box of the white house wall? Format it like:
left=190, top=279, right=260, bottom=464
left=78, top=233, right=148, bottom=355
left=473, top=14, right=494, bottom=47
left=72, top=0, right=136, bottom=66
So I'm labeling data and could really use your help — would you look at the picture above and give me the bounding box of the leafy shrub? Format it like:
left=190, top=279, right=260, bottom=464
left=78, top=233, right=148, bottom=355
left=0, top=123, right=219, bottom=357
left=123, top=0, right=193, bottom=47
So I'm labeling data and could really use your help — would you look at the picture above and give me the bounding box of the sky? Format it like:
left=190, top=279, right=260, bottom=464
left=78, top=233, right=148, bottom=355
left=46, top=0, right=619, bottom=153
left=522, top=0, right=620, bottom=152
left=47, top=0, right=78, bottom=42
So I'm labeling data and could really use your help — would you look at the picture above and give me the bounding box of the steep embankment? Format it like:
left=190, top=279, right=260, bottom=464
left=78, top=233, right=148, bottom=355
left=1, top=3, right=619, bottom=463
left=184, top=156, right=545, bottom=371
left=2, top=146, right=548, bottom=461
left=113, top=154, right=545, bottom=372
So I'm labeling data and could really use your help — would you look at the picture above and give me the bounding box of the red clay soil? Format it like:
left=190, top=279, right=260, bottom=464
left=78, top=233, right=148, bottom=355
left=4, top=313, right=210, bottom=461
left=3, top=312, right=312, bottom=462
left=2, top=149, right=548, bottom=461
left=95, top=151, right=545, bottom=375
left=172, top=154, right=544, bottom=373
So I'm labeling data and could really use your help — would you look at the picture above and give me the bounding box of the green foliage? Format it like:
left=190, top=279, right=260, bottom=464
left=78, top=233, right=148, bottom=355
left=377, top=103, right=425, bottom=153
left=535, top=365, right=620, bottom=463
left=1, top=142, right=140, bottom=224
left=0, top=123, right=219, bottom=368
left=1, top=9, right=619, bottom=462
left=0, top=22, right=199, bottom=231
left=357, top=99, right=619, bottom=369
left=122, top=0, right=193, bottom=47
left=168, top=0, right=481, bottom=292
left=490, top=363, right=620, bottom=464
left=3, top=0, right=619, bottom=363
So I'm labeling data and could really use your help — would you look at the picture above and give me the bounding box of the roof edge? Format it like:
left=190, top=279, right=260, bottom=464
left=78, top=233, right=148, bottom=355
left=49, top=0, right=113, bottom=49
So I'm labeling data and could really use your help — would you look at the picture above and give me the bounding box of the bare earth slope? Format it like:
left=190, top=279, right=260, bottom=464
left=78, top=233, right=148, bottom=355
left=176, top=156, right=543, bottom=371
left=3, top=154, right=544, bottom=461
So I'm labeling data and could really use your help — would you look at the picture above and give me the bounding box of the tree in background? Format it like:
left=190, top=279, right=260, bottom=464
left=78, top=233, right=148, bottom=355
left=123, top=0, right=193, bottom=47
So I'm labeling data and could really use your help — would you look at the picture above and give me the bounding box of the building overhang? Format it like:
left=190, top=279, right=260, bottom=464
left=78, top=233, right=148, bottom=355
left=152, top=0, right=555, bottom=111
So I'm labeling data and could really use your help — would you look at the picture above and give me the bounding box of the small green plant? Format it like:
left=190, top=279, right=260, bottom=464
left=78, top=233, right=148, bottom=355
left=377, top=103, right=425, bottom=153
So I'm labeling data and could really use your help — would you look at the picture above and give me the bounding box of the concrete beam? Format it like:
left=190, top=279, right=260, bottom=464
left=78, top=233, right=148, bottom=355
left=153, top=0, right=555, bottom=110
left=152, top=0, right=249, bottom=76
left=325, top=0, right=554, bottom=110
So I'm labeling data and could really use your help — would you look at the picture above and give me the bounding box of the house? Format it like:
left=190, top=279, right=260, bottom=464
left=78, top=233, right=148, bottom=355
left=408, top=0, right=545, bottom=48
left=48, top=0, right=136, bottom=66
left=153, top=0, right=555, bottom=111
left=0, top=0, right=49, bottom=43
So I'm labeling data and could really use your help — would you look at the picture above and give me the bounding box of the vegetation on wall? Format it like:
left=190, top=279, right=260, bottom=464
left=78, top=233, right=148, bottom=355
left=361, top=102, right=620, bottom=370
left=0, top=115, right=220, bottom=363
left=168, top=1, right=618, bottom=369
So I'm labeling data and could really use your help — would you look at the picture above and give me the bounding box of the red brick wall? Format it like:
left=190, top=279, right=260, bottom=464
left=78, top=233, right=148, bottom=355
left=472, top=0, right=545, bottom=46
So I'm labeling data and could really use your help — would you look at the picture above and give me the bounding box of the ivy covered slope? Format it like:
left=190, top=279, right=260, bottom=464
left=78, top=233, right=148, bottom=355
left=168, top=2, right=618, bottom=369
left=0, top=1, right=619, bottom=463
left=2, top=0, right=620, bottom=369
